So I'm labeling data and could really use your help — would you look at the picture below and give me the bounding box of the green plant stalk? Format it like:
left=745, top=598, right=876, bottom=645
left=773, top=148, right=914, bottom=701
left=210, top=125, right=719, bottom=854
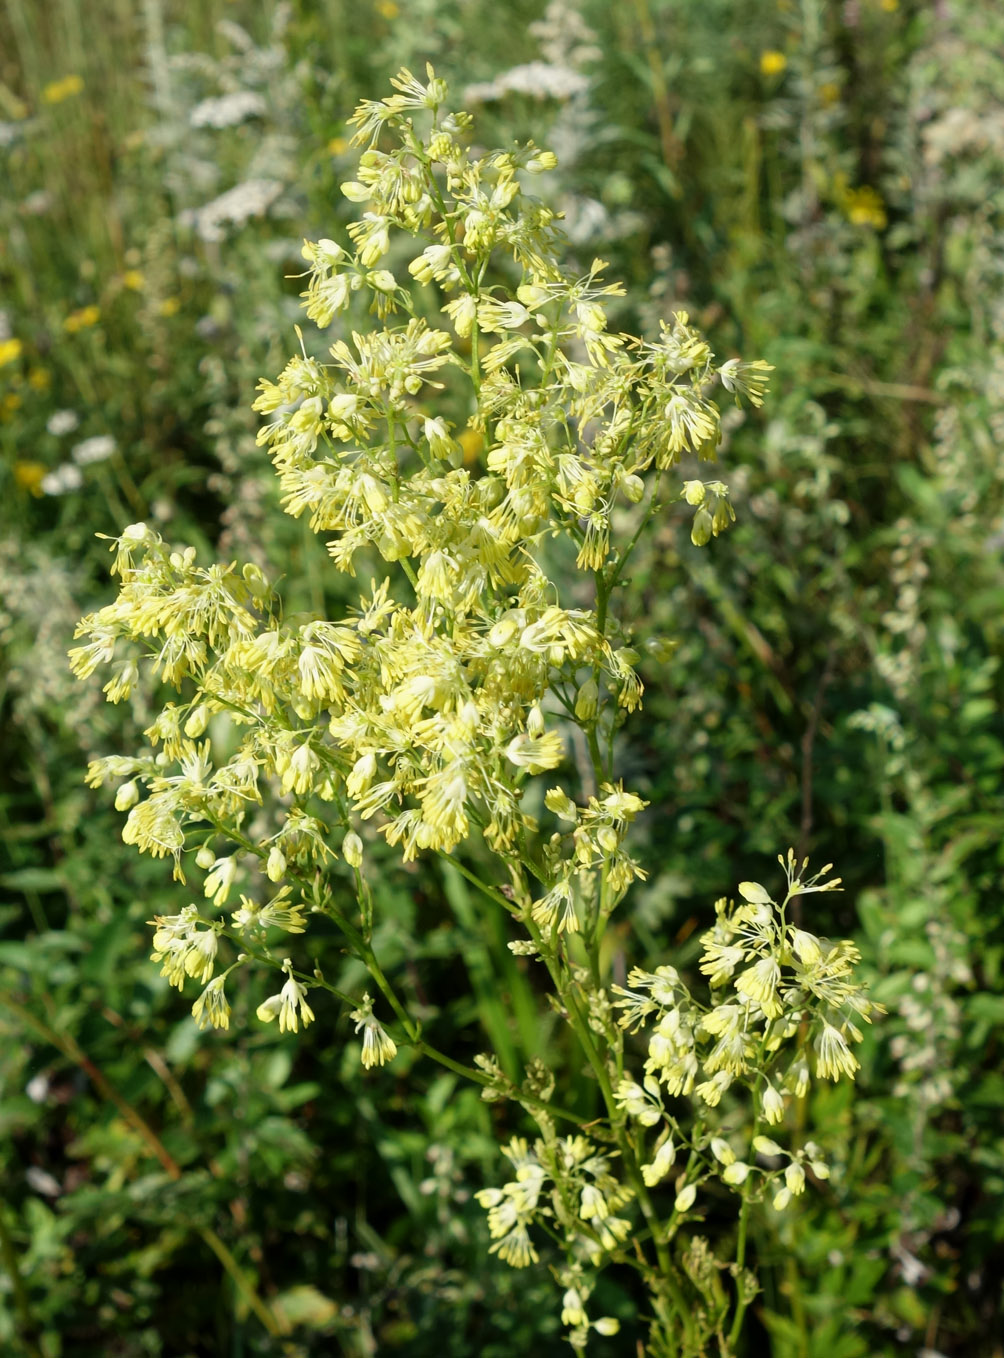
left=440, top=546, right=696, bottom=1329
left=527, top=914, right=694, bottom=1341
left=216, top=874, right=587, bottom=1127
left=570, top=601, right=698, bottom=1339
left=631, top=0, right=684, bottom=184
left=727, top=1104, right=762, bottom=1348
left=0, top=1199, right=46, bottom=1358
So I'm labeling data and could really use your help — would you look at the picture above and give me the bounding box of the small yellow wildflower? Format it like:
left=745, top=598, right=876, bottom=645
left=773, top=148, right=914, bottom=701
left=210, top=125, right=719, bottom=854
left=0, top=338, right=23, bottom=367
left=880, top=0, right=898, bottom=10
left=845, top=186, right=887, bottom=230
left=760, top=51, right=788, bottom=77
left=64, top=305, right=100, bottom=333
left=122, top=270, right=145, bottom=291
left=328, top=135, right=349, bottom=156
left=1, top=393, right=22, bottom=418
left=14, top=461, right=46, bottom=495
left=458, top=428, right=483, bottom=464
left=158, top=297, right=181, bottom=317
left=377, top=0, right=399, bottom=16
left=41, top=74, right=84, bottom=105
left=820, top=81, right=840, bottom=107
left=28, top=367, right=51, bottom=390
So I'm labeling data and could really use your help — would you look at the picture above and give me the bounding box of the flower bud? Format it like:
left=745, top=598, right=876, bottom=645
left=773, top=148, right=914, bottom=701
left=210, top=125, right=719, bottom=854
left=574, top=678, right=599, bottom=722
left=114, top=780, right=139, bottom=812
left=195, top=845, right=216, bottom=870
left=711, top=1137, right=736, bottom=1166
left=343, top=831, right=364, bottom=868
left=328, top=393, right=359, bottom=422
left=184, top=704, right=209, bottom=738
left=674, top=1182, right=697, bottom=1213
left=762, top=1083, right=785, bottom=1124
left=266, top=845, right=287, bottom=882
left=367, top=269, right=397, bottom=293
left=544, top=787, right=578, bottom=822
left=683, top=479, right=706, bottom=505
left=242, top=562, right=269, bottom=602
left=526, top=150, right=558, bottom=173
left=313, top=238, right=343, bottom=265
left=784, top=1162, right=806, bottom=1196
left=347, top=752, right=377, bottom=796
left=691, top=507, right=713, bottom=546
left=596, top=825, right=618, bottom=854
left=424, top=416, right=455, bottom=458
left=573, top=827, right=592, bottom=864
left=620, top=472, right=645, bottom=503
left=753, top=1135, right=784, bottom=1158
left=517, top=281, right=550, bottom=309
left=561, top=1289, right=586, bottom=1328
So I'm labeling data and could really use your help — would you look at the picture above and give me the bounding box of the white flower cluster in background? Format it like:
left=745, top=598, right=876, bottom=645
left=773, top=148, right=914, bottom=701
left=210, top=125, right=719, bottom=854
left=464, top=62, right=589, bottom=106
left=179, top=178, right=284, bottom=243
left=40, top=435, right=117, bottom=494
left=190, top=91, right=267, bottom=129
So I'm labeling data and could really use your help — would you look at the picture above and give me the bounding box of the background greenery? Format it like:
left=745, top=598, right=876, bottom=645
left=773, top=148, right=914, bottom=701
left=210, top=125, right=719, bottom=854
left=1, top=0, right=1002, bottom=1353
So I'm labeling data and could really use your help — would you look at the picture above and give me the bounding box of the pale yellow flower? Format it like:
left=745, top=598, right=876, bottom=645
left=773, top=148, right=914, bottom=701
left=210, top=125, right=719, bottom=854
left=42, top=74, right=84, bottom=105
left=0, top=338, right=23, bottom=367
left=63, top=305, right=100, bottom=333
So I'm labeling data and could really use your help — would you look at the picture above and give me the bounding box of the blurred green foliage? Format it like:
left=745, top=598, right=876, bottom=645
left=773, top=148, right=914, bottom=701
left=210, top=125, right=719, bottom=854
left=1, top=0, right=1002, bottom=1353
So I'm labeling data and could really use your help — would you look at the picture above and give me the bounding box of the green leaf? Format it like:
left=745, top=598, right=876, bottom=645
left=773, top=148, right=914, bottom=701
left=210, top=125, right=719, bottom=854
left=272, top=1284, right=338, bottom=1331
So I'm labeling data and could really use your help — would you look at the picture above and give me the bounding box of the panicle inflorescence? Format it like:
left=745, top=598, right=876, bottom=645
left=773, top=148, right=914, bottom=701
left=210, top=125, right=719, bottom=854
left=68, top=65, right=827, bottom=1353
left=71, top=63, right=771, bottom=1039
left=605, top=859, right=877, bottom=1216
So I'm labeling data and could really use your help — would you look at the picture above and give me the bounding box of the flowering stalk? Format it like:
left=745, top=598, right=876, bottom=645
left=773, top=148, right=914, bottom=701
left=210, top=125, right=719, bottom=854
left=71, top=67, right=875, bottom=1353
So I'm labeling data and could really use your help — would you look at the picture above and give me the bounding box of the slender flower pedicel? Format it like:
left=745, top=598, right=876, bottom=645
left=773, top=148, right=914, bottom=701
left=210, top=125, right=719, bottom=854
left=71, top=67, right=876, bottom=1354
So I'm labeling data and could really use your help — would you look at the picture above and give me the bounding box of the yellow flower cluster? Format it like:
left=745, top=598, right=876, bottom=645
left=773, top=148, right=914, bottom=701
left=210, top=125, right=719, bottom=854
left=72, top=66, right=771, bottom=1112
left=64, top=305, right=100, bottom=333
left=0, top=338, right=23, bottom=367
left=41, top=74, right=84, bottom=105
left=611, top=855, right=878, bottom=1210
left=833, top=172, right=888, bottom=230
left=474, top=1133, right=633, bottom=1272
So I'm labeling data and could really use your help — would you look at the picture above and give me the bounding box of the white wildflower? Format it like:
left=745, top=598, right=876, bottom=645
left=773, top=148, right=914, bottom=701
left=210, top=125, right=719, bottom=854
left=46, top=410, right=79, bottom=436
left=190, top=91, right=267, bottom=129
left=72, top=435, right=116, bottom=466
left=41, top=465, right=84, bottom=496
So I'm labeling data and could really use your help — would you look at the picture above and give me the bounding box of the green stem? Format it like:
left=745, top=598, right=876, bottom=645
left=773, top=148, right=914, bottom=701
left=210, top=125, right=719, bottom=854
left=200, top=1225, right=285, bottom=1337
left=0, top=1201, right=45, bottom=1358
left=413, top=1040, right=584, bottom=1127
left=436, top=853, right=519, bottom=915
left=458, top=844, right=693, bottom=1337
left=727, top=1108, right=761, bottom=1349
left=607, top=470, right=665, bottom=591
